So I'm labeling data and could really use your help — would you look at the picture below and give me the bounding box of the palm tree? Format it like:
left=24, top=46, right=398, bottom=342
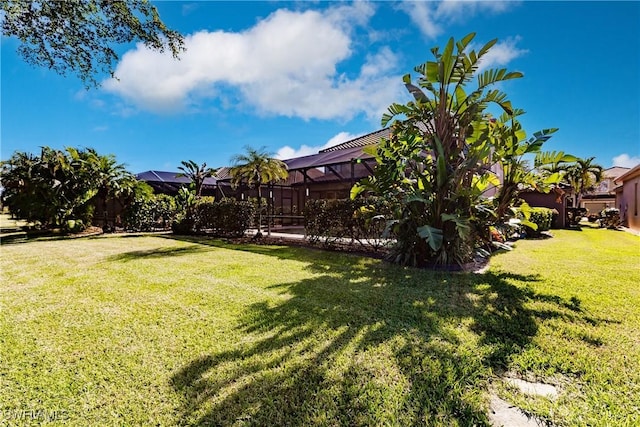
left=229, top=146, right=288, bottom=237
left=87, top=148, right=136, bottom=227
left=177, top=160, right=215, bottom=197
left=565, top=157, right=604, bottom=208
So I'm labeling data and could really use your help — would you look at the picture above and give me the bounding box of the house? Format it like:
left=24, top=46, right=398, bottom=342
left=135, top=129, right=577, bottom=230
left=614, top=163, right=640, bottom=232
left=581, top=166, right=630, bottom=214
left=211, top=129, right=389, bottom=226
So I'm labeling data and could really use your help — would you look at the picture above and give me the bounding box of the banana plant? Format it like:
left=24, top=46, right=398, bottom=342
left=353, top=33, right=524, bottom=267
left=487, top=111, right=561, bottom=221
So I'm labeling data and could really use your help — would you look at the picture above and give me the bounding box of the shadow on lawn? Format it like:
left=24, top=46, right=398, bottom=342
left=165, top=236, right=593, bottom=426
left=107, top=244, right=211, bottom=261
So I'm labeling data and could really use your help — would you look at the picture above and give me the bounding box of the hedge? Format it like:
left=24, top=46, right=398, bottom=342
left=304, top=198, right=393, bottom=251
left=518, top=206, right=556, bottom=236
left=189, top=198, right=255, bottom=237
left=123, top=194, right=177, bottom=231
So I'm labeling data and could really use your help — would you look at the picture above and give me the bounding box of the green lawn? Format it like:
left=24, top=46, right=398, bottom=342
left=1, top=226, right=639, bottom=426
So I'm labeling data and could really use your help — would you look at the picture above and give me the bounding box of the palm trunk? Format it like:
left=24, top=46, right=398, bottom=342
left=256, top=185, right=262, bottom=236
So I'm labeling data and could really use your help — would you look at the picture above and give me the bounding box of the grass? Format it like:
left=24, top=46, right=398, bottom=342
left=1, top=222, right=639, bottom=426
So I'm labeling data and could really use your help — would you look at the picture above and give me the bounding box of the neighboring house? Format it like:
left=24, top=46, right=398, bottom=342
left=614, top=163, right=640, bottom=232
left=581, top=166, right=630, bottom=214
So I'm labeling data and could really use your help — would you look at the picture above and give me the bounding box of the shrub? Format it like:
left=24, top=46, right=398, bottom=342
left=514, top=206, right=555, bottom=237
left=304, top=197, right=393, bottom=251
left=566, top=207, right=587, bottom=227
left=599, top=208, right=620, bottom=229
left=189, top=198, right=255, bottom=237
left=123, top=194, right=177, bottom=231
left=64, top=219, right=85, bottom=233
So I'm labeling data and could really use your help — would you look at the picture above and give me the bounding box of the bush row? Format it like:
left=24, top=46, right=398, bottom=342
left=189, top=198, right=255, bottom=237
left=304, top=197, right=394, bottom=251
left=122, top=194, right=177, bottom=231
left=123, top=195, right=255, bottom=236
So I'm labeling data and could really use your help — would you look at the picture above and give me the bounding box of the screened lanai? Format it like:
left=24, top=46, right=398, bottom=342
left=215, top=128, right=390, bottom=228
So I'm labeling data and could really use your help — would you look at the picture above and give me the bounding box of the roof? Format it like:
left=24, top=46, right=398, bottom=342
left=319, top=128, right=391, bottom=153
left=283, top=144, right=375, bottom=171
left=136, top=170, right=217, bottom=186
left=603, top=166, right=630, bottom=179
left=213, top=167, right=232, bottom=181
left=614, top=163, right=640, bottom=184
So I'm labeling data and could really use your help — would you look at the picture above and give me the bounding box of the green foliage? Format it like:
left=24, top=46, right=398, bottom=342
left=64, top=219, right=85, bottom=233
left=515, top=207, right=556, bottom=236
left=355, top=33, right=525, bottom=267
left=123, top=194, right=177, bottom=231
left=230, top=146, right=288, bottom=235
left=0, top=146, right=132, bottom=230
left=566, top=207, right=588, bottom=227
left=181, top=198, right=255, bottom=237
left=488, top=111, right=559, bottom=221
left=230, top=146, right=289, bottom=191
left=304, top=198, right=393, bottom=251
left=564, top=157, right=605, bottom=208
left=177, top=160, right=215, bottom=197
left=1, top=0, right=184, bottom=86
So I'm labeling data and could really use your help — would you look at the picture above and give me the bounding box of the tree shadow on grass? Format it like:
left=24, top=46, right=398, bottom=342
left=106, top=245, right=211, bottom=262
left=165, top=236, right=597, bottom=426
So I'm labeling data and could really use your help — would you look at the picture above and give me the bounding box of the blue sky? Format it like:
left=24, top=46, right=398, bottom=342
left=2, top=1, right=639, bottom=173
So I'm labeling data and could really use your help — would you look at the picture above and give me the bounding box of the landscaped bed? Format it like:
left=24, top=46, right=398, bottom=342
left=1, top=227, right=638, bottom=425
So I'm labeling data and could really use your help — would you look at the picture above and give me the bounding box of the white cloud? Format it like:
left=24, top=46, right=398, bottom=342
left=398, top=1, right=517, bottom=39
left=612, top=153, right=640, bottom=168
left=476, top=37, right=528, bottom=71
left=276, top=131, right=360, bottom=160
left=103, top=4, right=403, bottom=120
left=397, top=2, right=441, bottom=39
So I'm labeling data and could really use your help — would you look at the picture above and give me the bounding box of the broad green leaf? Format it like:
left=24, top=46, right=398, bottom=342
left=478, top=38, right=498, bottom=57
left=441, top=213, right=471, bottom=238
left=350, top=184, right=364, bottom=200
left=417, top=225, right=443, bottom=251
left=426, top=61, right=439, bottom=82
left=459, top=32, right=476, bottom=50
left=543, top=172, right=563, bottom=185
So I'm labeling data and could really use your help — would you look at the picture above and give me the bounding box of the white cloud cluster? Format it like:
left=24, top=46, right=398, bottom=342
left=476, top=37, right=528, bottom=71
left=103, top=3, right=403, bottom=120
left=612, top=153, right=640, bottom=168
left=398, top=1, right=516, bottom=39
left=276, top=131, right=360, bottom=160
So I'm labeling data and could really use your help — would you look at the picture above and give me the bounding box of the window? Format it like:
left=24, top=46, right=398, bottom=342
left=635, top=182, right=638, bottom=216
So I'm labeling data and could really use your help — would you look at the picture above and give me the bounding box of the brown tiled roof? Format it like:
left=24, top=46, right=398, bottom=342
left=214, top=166, right=232, bottom=181
left=604, top=166, right=630, bottom=179
left=283, top=145, right=374, bottom=171
left=319, top=128, right=391, bottom=152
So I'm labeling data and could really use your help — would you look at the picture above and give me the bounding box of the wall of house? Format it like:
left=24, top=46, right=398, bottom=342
left=617, top=175, right=640, bottom=231
left=520, top=191, right=567, bottom=228
left=583, top=198, right=615, bottom=215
